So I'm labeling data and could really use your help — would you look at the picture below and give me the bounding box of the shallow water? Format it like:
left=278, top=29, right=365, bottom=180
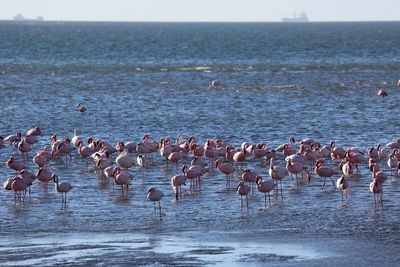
left=1, top=21, right=400, bottom=266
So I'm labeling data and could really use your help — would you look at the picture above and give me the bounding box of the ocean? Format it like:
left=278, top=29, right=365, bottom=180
left=0, top=21, right=400, bottom=266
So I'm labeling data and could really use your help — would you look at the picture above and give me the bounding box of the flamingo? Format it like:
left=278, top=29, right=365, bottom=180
left=369, top=178, right=383, bottom=207
left=147, top=187, right=164, bottom=219
left=339, top=160, right=353, bottom=177
left=255, top=176, right=275, bottom=209
left=71, top=128, right=81, bottom=147
left=370, top=163, right=387, bottom=184
left=182, top=164, right=205, bottom=192
left=4, top=131, right=21, bottom=144
left=18, top=138, right=32, bottom=158
left=26, top=126, right=41, bottom=137
left=241, top=168, right=258, bottom=193
left=33, top=154, right=47, bottom=168
left=215, top=159, right=235, bottom=190
left=315, top=159, right=339, bottom=190
left=171, top=174, right=186, bottom=200
left=113, top=167, right=133, bottom=195
left=269, top=158, right=288, bottom=199
left=277, top=137, right=296, bottom=156
left=385, top=139, right=400, bottom=150
left=237, top=181, right=250, bottom=212
left=36, top=167, right=54, bottom=193
left=377, top=89, right=388, bottom=99
left=168, top=151, right=185, bottom=172
left=336, top=176, right=349, bottom=202
left=55, top=137, right=74, bottom=163
left=209, top=80, right=221, bottom=88
left=52, top=174, right=73, bottom=206
left=77, top=103, right=86, bottom=112
left=11, top=176, right=28, bottom=202
left=116, top=149, right=135, bottom=169
left=233, top=146, right=248, bottom=170
left=387, top=152, right=398, bottom=176
left=77, top=140, right=94, bottom=160
left=330, top=141, right=345, bottom=161
left=6, top=156, right=27, bottom=173
left=286, top=159, right=311, bottom=186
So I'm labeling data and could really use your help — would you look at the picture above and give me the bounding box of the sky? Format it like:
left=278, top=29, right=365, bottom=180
left=1, top=0, right=399, bottom=22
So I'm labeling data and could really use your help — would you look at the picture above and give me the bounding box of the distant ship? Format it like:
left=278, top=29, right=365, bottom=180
left=13, top=13, right=44, bottom=21
left=282, top=12, right=309, bottom=22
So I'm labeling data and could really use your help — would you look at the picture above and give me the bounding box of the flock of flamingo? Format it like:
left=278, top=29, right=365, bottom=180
left=2, top=111, right=400, bottom=218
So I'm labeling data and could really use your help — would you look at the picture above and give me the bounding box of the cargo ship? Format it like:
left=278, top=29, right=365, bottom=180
left=282, top=12, right=308, bottom=22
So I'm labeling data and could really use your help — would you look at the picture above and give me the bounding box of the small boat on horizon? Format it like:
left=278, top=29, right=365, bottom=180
left=13, top=13, right=44, bottom=21
left=282, top=12, right=309, bottom=23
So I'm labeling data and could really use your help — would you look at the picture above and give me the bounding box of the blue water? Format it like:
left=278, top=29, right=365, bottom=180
left=1, top=21, right=400, bottom=266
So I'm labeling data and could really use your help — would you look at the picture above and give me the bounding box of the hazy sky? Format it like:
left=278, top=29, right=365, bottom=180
left=1, top=0, right=399, bottom=22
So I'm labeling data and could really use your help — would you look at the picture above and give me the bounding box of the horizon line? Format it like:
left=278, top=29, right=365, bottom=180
left=1, top=19, right=400, bottom=23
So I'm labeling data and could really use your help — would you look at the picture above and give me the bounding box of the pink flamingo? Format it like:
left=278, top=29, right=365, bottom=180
left=77, top=140, right=94, bottom=160
left=255, top=175, right=275, bottom=209
left=233, top=146, right=248, bottom=170
left=215, top=159, right=235, bottom=190
left=330, top=141, right=345, bottom=161
left=345, top=150, right=363, bottom=174
left=6, top=156, right=27, bottom=173
left=159, top=138, right=172, bottom=161
left=33, top=154, right=47, bottom=168
left=204, top=140, right=218, bottom=163
left=377, top=89, right=388, bottom=99
left=387, top=152, right=398, bottom=176
left=241, top=168, right=258, bottom=193
left=37, top=146, right=52, bottom=161
left=36, top=167, right=54, bottom=193
left=20, top=169, right=36, bottom=196
left=11, top=176, right=28, bottom=202
left=237, top=181, right=250, bottom=212
left=168, top=151, right=185, bottom=172
left=26, top=126, right=41, bottom=137
left=77, top=103, right=86, bottom=112
left=171, top=174, right=186, bottom=200
left=182, top=164, right=203, bottom=192
left=55, top=137, right=74, bottom=163
left=52, top=174, right=73, bottom=206
left=369, top=178, right=383, bottom=207
left=377, top=144, right=389, bottom=166
left=370, top=163, right=387, bottom=184
left=113, top=167, right=133, bottom=195
left=385, top=139, right=400, bottom=150
left=116, top=149, right=135, bottom=169
left=315, top=159, right=339, bottom=190
left=18, top=138, right=32, bottom=158
left=277, top=137, right=296, bottom=156
left=269, top=158, right=288, bottom=199
left=147, top=187, right=164, bottom=219
left=339, top=160, right=353, bottom=177
left=191, top=143, right=205, bottom=157
left=4, top=131, right=21, bottom=143
left=336, top=175, right=349, bottom=202
left=286, top=159, right=311, bottom=186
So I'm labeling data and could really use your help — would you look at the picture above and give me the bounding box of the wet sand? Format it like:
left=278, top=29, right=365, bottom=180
left=1, top=232, right=399, bottom=266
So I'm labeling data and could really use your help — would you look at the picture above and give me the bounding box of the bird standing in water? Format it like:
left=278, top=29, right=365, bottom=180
left=147, top=187, right=164, bottom=219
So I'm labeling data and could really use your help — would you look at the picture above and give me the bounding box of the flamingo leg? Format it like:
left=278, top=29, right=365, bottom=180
left=329, top=177, right=336, bottom=190
left=158, top=201, right=162, bottom=219
left=246, top=194, right=249, bottom=211
left=322, top=178, right=327, bottom=190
